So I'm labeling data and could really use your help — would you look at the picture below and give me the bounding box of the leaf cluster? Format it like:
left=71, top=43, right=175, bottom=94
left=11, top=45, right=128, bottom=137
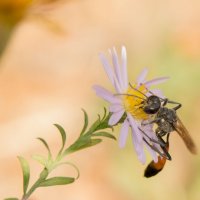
left=5, top=109, right=116, bottom=200
left=64, top=108, right=116, bottom=155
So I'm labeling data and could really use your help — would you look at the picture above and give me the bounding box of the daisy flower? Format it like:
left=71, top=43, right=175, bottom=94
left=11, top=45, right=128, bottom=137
left=93, top=46, right=169, bottom=164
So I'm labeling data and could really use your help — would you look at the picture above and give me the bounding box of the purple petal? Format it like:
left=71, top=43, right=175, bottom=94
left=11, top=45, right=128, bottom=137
left=113, top=77, right=122, bottom=93
left=137, top=68, right=148, bottom=86
left=150, top=89, right=165, bottom=98
left=130, top=129, right=146, bottom=164
left=137, top=122, right=160, bottom=163
left=99, top=53, right=115, bottom=85
left=119, top=118, right=129, bottom=148
left=121, top=46, right=128, bottom=89
left=93, top=85, right=121, bottom=104
left=110, top=47, right=123, bottom=91
left=141, top=122, right=162, bottom=153
left=141, top=121, right=153, bottom=132
left=144, top=76, right=170, bottom=87
left=145, top=141, right=158, bottom=163
left=138, top=149, right=146, bottom=164
left=140, top=123, right=159, bottom=162
left=108, top=110, right=124, bottom=126
left=109, top=104, right=124, bottom=113
left=127, top=114, right=142, bottom=143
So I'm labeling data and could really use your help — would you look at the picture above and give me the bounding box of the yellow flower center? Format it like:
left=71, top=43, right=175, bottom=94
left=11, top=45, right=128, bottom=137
left=123, top=84, right=149, bottom=120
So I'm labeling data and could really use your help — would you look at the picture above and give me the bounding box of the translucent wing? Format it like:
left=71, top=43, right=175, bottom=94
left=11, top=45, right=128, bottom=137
left=173, top=116, right=197, bottom=154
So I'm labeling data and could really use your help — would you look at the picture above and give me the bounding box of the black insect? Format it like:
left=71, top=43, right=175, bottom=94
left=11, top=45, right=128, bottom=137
left=128, top=83, right=197, bottom=153
left=116, top=83, right=197, bottom=177
left=128, top=84, right=197, bottom=177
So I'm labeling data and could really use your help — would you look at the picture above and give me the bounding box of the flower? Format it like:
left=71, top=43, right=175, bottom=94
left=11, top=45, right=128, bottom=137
left=93, top=46, right=169, bottom=164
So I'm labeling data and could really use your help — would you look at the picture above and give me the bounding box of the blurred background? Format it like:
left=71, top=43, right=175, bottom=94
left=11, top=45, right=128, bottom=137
left=0, top=0, right=200, bottom=199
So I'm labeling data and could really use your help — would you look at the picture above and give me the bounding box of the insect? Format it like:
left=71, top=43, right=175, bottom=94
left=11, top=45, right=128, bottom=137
left=128, top=83, right=197, bottom=155
left=128, top=84, right=197, bottom=177
left=116, top=83, right=197, bottom=177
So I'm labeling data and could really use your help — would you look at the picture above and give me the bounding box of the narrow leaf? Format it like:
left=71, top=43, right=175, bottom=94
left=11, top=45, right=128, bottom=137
left=32, top=154, right=47, bottom=166
left=4, top=198, right=19, bottom=200
left=54, top=124, right=66, bottom=153
left=102, top=107, right=107, bottom=120
left=56, top=162, right=80, bottom=179
left=39, top=177, right=75, bottom=187
left=37, top=137, right=52, bottom=159
left=64, top=138, right=102, bottom=155
left=18, top=156, right=30, bottom=195
left=86, top=118, right=101, bottom=135
left=39, top=168, right=48, bottom=180
left=89, top=138, right=102, bottom=146
left=92, top=132, right=116, bottom=140
left=80, top=109, right=88, bottom=136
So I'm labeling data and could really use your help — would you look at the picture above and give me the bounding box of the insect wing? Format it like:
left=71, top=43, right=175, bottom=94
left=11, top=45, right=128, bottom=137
left=173, top=116, right=197, bottom=154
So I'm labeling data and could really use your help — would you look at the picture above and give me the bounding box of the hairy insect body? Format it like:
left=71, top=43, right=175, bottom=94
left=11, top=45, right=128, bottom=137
left=126, top=84, right=197, bottom=177
left=156, top=107, right=177, bottom=137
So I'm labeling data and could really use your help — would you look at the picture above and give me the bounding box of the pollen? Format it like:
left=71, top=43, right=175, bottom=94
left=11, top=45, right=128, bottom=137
left=123, top=84, right=149, bottom=120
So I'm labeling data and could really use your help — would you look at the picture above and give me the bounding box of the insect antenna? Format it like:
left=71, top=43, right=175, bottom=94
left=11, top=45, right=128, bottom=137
left=129, top=83, right=148, bottom=98
left=143, top=85, right=166, bottom=102
left=114, top=93, right=145, bottom=100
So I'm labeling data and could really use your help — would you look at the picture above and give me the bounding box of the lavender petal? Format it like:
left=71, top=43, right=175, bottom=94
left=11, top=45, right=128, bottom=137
left=99, top=53, right=115, bottom=85
left=150, top=89, right=165, bottom=98
left=131, top=129, right=146, bottom=164
left=109, top=104, right=124, bottom=113
left=141, top=122, right=162, bottom=153
left=108, top=110, right=124, bottom=126
left=127, top=114, right=143, bottom=143
left=137, top=68, right=148, bottom=86
left=93, top=85, right=121, bottom=104
left=121, top=46, right=128, bottom=90
left=144, top=76, right=170, bottom=87
left=145, top=141, right=158, bottom=163
left=119, top=118, right=129, bottom=148
left=110, top=47, right=123, bottom=91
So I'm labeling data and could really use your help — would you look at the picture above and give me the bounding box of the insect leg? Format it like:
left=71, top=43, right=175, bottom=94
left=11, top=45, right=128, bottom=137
left=162, top=98, right=168, bottom=106
left=165, top=100, right=182, bottom=110
left=141, top=117, right=161, bottom=126
left=138, top=127, right=166, bottom=147
left=143, top=137, right=171, bottom=160
left=156, top=134, right=171, bottom=160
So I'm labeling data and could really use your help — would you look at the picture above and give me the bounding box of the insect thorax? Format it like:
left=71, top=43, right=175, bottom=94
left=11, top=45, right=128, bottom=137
left=157, top=107, right=177, bottom=123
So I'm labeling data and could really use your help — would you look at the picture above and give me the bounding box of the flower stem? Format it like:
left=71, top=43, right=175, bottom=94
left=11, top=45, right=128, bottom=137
left=21, top=168, right=48, bottom=200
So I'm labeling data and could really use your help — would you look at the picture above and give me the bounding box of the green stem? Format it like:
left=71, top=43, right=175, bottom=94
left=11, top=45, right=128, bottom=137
left=21, top=168, right=48, bottom=200
left=19, top=111, right=118, bottom=200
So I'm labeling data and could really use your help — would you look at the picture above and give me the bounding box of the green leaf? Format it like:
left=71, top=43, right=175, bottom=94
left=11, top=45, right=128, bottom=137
left=39, top=177, right=75, bottom=187
left=18, top=156, right=30, bottom=195
left=87, top=118, right=100, bottom=134
left=37, top=137, right=52, bottom=159
left=4, top=198, right=19, bottom=200
left=64, top=138, right=102, bottom=155
left=54, top=124, right=66, bottom=154
left=55, top=161, right=80, bottom=179
left=102, top=107, right=107, bottom=120
left=92, top=131, right=116, bottom=140
left=39, top=168, right=48, bottom=180
left=32, top=154, right=47, bottom=166
left=89, top=138, right=102, bottom=146
left=80, top=109, right=88, bottom=136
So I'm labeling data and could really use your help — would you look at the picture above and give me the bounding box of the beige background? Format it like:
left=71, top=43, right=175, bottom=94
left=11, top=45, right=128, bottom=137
left=0, top=0, right=200, bottom=200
